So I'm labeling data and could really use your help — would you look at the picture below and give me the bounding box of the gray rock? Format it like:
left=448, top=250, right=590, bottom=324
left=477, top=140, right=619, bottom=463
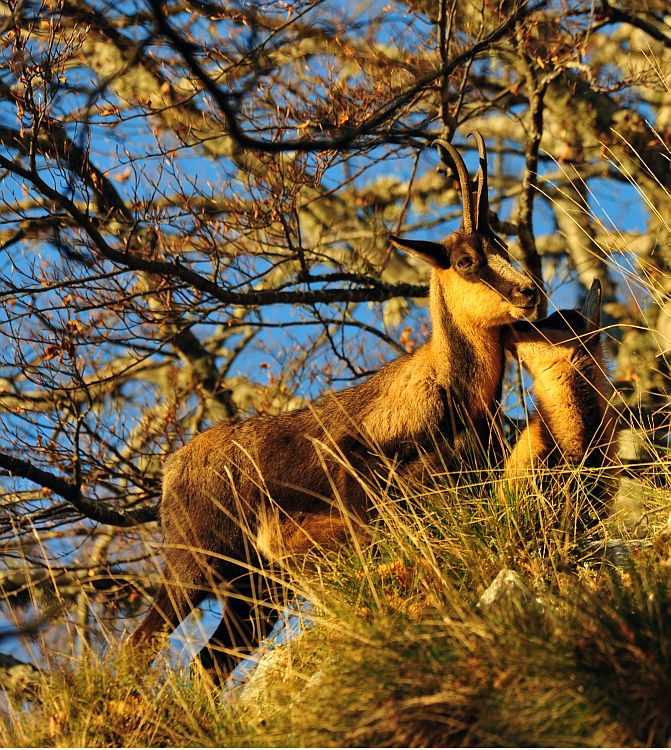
left=234, top=643, right=294, bottom=721
left=477, top=569, right=531, bottom=612
left=584, top=538, right=652, bottom=567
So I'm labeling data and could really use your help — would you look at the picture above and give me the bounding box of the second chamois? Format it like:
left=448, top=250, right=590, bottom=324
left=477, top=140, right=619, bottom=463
left=503, top=279, right=618, bottom=523
left=129, top=134, right=539, bottom=681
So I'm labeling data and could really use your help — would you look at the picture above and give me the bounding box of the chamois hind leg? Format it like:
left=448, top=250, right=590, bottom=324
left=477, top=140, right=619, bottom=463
left=194, top=505, right=369, bottom=686
left=129, top=550, right=209, bottom=656
left=194, top=512, right=351, bottom=687
left=195, top=565, right=274, bottom=685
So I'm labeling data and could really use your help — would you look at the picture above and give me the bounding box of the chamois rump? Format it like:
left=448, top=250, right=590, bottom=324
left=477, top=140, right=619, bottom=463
left=129, top=134, right=539, bottom=680
left=503, top=279, right=618, bottom=522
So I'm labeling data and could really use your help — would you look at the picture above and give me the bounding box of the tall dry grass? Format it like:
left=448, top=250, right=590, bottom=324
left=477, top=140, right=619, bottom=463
left=0, top=445, right=670, bottom=747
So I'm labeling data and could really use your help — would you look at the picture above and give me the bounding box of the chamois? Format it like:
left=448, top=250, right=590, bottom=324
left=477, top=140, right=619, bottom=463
left=503, top=279, right=618, bottom=522
left=129, top=134, right=539, bottom=680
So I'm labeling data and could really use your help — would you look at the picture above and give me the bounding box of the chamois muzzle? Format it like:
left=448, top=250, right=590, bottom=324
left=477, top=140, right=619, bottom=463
left=512, top=283, right=539, bottom=310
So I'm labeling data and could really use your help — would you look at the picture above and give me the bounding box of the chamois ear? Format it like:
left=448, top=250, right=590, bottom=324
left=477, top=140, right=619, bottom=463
left=581, top=278, right=602, bottom=333
left=389, top=235, right=450, bottom=269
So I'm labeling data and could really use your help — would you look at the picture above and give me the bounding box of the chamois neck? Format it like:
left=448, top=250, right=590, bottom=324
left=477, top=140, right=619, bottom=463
left=428, top=280, right=502, bottom=383
left=427, top=278, right=504, bottom=416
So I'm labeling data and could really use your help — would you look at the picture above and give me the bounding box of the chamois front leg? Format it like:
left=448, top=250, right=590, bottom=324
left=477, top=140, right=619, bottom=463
left=502, top=418, right=551, bottom=497
left=311, top=435, right=372, bottom=553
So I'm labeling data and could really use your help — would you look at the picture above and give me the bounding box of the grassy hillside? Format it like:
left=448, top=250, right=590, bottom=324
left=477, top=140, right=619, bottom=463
left=1, top=461, right=670, bottom=747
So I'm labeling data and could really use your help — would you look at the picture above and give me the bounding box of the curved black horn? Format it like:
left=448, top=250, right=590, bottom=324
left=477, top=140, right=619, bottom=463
left=469, top=131, right=490, bottom=232
left=432, top=138, right=474, bottom=234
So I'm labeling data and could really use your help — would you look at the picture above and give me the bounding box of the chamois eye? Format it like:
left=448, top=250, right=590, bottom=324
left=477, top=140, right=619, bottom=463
left=455, top=256, right=474, bottom=271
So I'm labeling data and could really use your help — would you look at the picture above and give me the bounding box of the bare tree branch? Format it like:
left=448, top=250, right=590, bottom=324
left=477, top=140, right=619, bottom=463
left=149, top=0, right=548, bottom=153
left=0, top=451, right=156, bottom=526
left=515, top=36, right=550, bottom=317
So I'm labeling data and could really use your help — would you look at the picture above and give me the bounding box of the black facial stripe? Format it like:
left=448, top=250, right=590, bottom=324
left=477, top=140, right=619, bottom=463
left=479, top=266, right=521, bottom=302
left=447, top=234, right=532, bottom=296
left=481, top=231, right=510, bottom=258
left=455, top=265, right=483, bottom=281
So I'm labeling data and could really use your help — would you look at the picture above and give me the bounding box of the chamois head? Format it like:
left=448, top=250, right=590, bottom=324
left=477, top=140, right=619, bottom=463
left=390, top=133, right=538, bottom=327
left=505, top=279, right=602, bottom=377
